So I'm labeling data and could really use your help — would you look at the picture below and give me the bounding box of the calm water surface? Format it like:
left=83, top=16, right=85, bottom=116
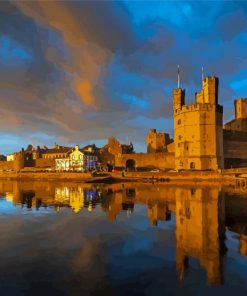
left=0, top=181, right=247, bottom=295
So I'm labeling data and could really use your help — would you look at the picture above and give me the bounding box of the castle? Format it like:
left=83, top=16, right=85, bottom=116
left=173, top=76, right=224, bottom=170
left=113, top=74, right=247, bottom=171
left=172, top=75, right=247, bottom=170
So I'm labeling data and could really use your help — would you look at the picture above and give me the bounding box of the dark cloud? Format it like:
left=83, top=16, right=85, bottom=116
left=216, top=10, right=247, bottom=41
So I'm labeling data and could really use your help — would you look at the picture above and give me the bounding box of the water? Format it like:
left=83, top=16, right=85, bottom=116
left=0, top=181, right=247, bottom=295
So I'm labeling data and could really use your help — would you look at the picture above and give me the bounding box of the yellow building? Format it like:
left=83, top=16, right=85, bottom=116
left=173, top=76, right=224, bottom=170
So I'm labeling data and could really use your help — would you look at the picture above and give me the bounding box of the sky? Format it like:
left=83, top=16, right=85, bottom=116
left=1, top=1, right=247, bottom=154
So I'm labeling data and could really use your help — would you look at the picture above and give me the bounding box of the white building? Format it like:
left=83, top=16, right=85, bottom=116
left=7, top=154, right=14, bottom=161
left=55, top=145, right=98, bottom=172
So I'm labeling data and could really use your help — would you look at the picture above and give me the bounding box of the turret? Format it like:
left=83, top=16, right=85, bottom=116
left=173, top=88, right=185, bottom=112
left=234, top=98, right=247, bottom=119
left=13, top=151, right=25, bottom=171
left=203, top=76, right=219, bottom=105
left=173, top=65, right=185, bottom=112
left=196, top=76, right=219, bottom=105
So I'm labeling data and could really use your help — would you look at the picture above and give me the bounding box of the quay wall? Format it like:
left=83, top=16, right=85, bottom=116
left=0, top=161, right=14, bottom=171
left=0, top=169, right=244, bottom=185
left=123, top=171, right=223, bottom=181
left=0, top=171, right=92, bottom=181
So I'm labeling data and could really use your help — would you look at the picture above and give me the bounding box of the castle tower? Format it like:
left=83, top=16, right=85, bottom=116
left=203, top=76, right=219, bottom=105
left=196, top=76, right=219, bottom=105
left=173, top=74, right=224, bottom=170
left=173, top=88, right=185, bottom=112
left=234, top=98, right=247, bottom=119
left=146, top=129, right=173, bottom=153
left=13, top=151, right=25, bottom=171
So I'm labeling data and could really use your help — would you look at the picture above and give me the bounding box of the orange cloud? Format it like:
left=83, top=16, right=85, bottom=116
left=14, top=1, right=111, bottom=108
left=74, top=79, right=94, bottom=107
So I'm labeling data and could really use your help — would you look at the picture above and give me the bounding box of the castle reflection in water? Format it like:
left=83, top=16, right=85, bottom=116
left=1, top=181, right=247, bottom=286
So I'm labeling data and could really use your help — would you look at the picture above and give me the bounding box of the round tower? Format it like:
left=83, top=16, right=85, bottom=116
left=13, top=151, right=25, bottom=171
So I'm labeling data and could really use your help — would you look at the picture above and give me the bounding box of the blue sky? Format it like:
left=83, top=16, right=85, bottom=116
left=0, top=1, right=247, bottom=154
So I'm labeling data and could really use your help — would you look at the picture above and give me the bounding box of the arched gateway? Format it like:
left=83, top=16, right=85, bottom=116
left=126, top=159, right=136, bottom=171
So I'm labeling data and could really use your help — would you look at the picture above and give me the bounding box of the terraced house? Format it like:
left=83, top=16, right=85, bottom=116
left=55, top=145, right=98, bottom=172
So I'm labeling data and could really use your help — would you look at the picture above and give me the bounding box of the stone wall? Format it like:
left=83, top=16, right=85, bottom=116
left=0, top=171, right=92, bottom=181
left=223, top=130, right=247, bottom=168
left=224, top=118, right=247, bottom=133
left=224, top=99, right=247, bottom=132
left=0, top=157, right=54, bottom=171
left=0, top=161, right=14, bottom=171
left=115, top=152, right=175, bottom=170
left=35, top=158, right=55, bottom=168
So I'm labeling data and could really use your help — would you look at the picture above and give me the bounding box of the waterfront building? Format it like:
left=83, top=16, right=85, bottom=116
left=0, top=155, right=7, bottom=161
left=41, top=143, right=72, bottom=159
left=98, top=137, right=134, bottom=170
left=173, top=76, right=224, bottom=170
left=55, top=145, right=98, bottom=171
left=6, top=154, right=14, bottom=161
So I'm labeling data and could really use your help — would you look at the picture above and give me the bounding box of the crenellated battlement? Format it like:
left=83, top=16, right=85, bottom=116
left=203, top=76, right=218, bottom=82
left=174, top=103, right=222, bottom=115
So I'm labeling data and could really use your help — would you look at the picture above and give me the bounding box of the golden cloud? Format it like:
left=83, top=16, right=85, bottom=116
left=15, top=1, right=112, bottom=108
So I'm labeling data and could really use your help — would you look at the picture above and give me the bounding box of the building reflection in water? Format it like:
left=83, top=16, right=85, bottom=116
left=0, top=181, right=102, bottom=213
left=101, top=186, right=135, bottom=221
left=175, top=187, right=226, bottom=285
left=148, top=202, right=171, bottom=226
left=3, top=181, right=247, bottom=286
left=101, top=184, right=227, bottom=285
left=55, top=186, right=101, bottom=213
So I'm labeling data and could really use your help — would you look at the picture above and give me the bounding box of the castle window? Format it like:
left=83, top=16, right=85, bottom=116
left=190, top=162, right=195, bottom=169
left=178, top=135, right=182, bottom=140
left=190, top=188, right=196, bottom=196
left=177, top=119, right=181, bottom=125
